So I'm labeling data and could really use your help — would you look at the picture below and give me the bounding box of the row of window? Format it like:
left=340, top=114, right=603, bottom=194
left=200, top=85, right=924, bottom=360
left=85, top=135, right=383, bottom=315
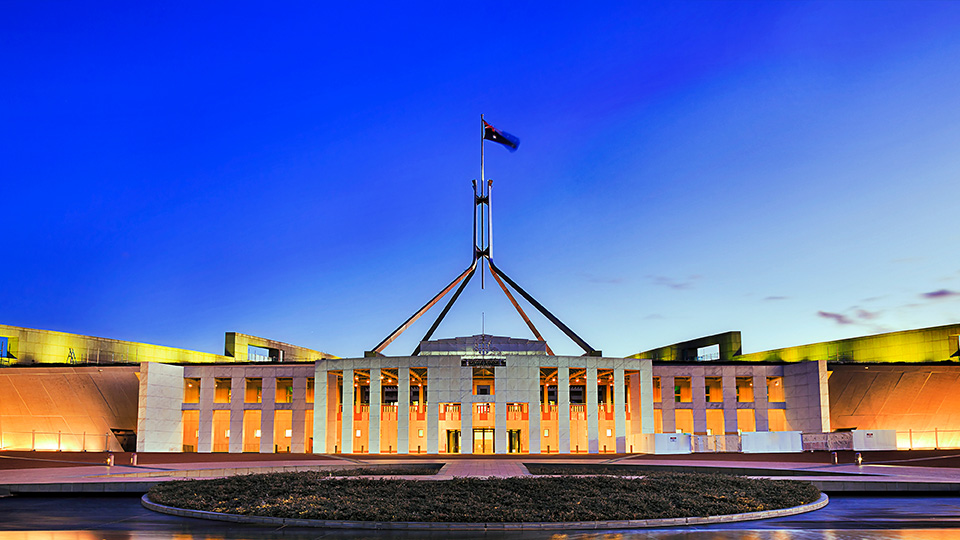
left=655, top=376, right=785, bottom=403
left=184, top=377, right=313, bottom=404
left=184, top=375, right=786, bottom=406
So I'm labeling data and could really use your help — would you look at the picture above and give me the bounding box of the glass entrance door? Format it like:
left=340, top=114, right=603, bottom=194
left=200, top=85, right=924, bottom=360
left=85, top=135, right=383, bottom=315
left=473, top=428, right=494, bottom=454
left=446, top=430, right=461, bottom=453
left=508, top=429, right=521, bottom=453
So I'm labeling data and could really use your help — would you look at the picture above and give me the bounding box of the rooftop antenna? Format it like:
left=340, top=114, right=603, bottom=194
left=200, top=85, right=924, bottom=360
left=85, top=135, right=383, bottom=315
left=367, top=116, right=599, bottom=357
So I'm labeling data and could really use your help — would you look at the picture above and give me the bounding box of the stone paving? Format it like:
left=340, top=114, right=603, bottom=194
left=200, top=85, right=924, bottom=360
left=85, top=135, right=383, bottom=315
left=3, top=451, right=960, bottom=494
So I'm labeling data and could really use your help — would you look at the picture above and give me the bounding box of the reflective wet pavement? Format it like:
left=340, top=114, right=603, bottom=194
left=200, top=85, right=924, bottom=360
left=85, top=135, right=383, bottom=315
left=1, top=494, right=960, bottom=539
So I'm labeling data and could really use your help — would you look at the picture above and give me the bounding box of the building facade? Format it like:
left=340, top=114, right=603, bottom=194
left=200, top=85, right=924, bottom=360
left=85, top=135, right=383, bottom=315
left=2, top=323, right=959, bottom=454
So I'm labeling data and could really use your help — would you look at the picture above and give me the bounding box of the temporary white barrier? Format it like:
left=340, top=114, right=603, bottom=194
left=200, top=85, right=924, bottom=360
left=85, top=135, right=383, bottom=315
left=648, top=433, right=692, bottom=454
left=852, top=429, right=897, bottom=450
left=741, top=431, right=803, bottom=453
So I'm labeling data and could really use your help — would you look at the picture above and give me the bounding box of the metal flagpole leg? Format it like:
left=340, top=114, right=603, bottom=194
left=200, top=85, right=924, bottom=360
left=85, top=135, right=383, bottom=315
left=487, top=258, right=601, bottom=356
left=489, top=264, right=554, bottom=356
left=368, top=263, right=479, bottom=356
left=412, top=262, right=479, bottom=355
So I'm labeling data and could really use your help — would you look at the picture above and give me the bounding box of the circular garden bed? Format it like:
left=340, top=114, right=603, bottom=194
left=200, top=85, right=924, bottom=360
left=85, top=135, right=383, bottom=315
left=146, top=470, right=822, bottom=524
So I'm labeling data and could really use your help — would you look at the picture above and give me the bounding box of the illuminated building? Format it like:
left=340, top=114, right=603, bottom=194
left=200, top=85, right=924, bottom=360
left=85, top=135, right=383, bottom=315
left=1, top=322, right=958, bottom=454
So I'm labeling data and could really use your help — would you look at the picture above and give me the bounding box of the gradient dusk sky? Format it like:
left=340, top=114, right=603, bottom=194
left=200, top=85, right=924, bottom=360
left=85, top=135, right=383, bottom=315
left=3, top=1, right=959, bottom=359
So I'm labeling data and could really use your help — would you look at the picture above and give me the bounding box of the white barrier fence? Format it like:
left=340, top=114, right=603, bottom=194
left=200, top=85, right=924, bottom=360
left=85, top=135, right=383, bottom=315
left=0, top=430, right=113, bottom=452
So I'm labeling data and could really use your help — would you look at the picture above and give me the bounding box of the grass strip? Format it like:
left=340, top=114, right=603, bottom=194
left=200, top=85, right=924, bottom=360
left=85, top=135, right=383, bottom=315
left=148, top=470, right=821, bottom=523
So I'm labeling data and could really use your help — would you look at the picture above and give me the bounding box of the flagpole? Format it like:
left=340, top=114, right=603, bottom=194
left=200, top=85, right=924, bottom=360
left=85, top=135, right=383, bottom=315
left=480, top=113, right=486, bottom=289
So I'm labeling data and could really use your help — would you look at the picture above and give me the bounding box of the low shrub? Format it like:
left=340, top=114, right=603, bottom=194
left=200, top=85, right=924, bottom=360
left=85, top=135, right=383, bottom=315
left=148, top=470, right=821, bottom=523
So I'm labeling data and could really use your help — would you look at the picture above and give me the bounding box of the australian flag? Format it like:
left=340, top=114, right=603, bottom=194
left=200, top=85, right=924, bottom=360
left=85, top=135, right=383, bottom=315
left=483, top=119, right=520, bottom=152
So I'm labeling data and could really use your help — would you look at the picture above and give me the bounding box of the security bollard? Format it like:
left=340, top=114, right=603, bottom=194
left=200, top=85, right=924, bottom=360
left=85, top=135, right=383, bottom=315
left=131, top=453, right=137, bottom=466
left=106, top=453, right=114, bottom=467
left=832, top=451, right=838, bottom=464
left=856, top=452, right=862, bottom=466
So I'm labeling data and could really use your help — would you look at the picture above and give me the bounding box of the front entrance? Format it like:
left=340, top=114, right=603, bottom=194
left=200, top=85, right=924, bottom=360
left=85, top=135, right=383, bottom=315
left=446, top=429, right=460, bottom=453
left=473, top=428, right=494, bottom=454
left=508, top=429, right=521, bottom=453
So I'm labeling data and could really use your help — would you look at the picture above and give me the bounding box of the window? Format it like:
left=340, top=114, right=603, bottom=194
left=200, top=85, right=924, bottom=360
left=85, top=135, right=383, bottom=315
left=767, top=377, right=785, bottom=402
left=0, top=336, right=8, bottom=359
left=652, top=377, right=661, bottom=402
left=569, top=385, right=585, bottom=404
left=183, top=378, right=200, bottom=403
left=248, top=345, right=271, bottom=362
left=214, top=378, right=231, bottom=403
left=473, top=367, right=494, bottom=395
left=705, top=377, right=722, bottom=403
left=736, top=377, right=754, bottom=402
left=245, top=378, right=262, bottom=403
left=306, top=378, right=315, bottom=403
left=674, top=377, right=691, bottom=402
left=276, top=378, right=293, bottom=403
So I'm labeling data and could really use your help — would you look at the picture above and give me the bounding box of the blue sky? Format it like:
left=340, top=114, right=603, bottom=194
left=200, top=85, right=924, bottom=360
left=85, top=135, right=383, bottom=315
left=3, top=1, right=959, bottom=359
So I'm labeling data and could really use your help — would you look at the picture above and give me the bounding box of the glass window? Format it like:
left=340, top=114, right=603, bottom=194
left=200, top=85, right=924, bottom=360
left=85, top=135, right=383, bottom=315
left=705, top=377, right=722, bottom=403
left=472, top=367, right=494, bottom=395
left=276, top=378, right=293, bottom=403
left=306, top=378, right=315, bottom=403
left=736, top=377, right=754, bottom=402
left=245, top=378, right=262, bottom=403
left=674, top=377, right=692, bottom=403
left=184, top=378, right=201, bottom=403
left=214, top=378, right=231, bottom=403
left=767, top=377, right=785, bottom=402
left=248, top=345, right=270, bottom=362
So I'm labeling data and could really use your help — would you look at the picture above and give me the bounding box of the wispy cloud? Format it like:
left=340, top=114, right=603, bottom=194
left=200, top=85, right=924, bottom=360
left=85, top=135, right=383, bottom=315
left=580, top=273, right=624, bottom=285
left=647, top=275, right=700, bottom=290
left=922, top=289, right=959, bottom=299
left=855, top=309, right=880, bottom=320
left=818, top=311, right=854, bottom=325
left=643, top=313, right=664, bottom=320
left=764, top=296, right=788, bottom=301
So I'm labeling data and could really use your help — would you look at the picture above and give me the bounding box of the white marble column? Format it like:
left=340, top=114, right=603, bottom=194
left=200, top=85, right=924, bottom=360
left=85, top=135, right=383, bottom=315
left=753, top=373, right=769, bottom=432
left=692, top=373, right=707, bottom=434
left=197, top=375, right=214, bottom=453
left=558, top=365, right=570, bottom=454
left=397, top=366, right=409, bottom=454
left=291, top=376, right=306, bottom=453
left=722, top=369, right=738, bottom=434
left=614, top=366, right=626, bottom=453
left=426, top=368, right=439, bottom=454
left=260, top=377, right=276, bottom=453
left=661, top=375, right=676, bottom=433
left=229, top=376, right=244, bottom=453
left=528, top=364, right=541, bottom=454
left=460, top=399, right=473, bottom=454
left=629, top=370, right=641, bottom=450
left=313, top=365, right=327, bottom=453
left=586, top=365, right=599, bottom=453
left=640, top=362, right=654, bottom=434
left=494, top=366, right=507, bottom=454
left=369, top=368, right=381, bottom=454
left=341, top=369, right=354, bottom=454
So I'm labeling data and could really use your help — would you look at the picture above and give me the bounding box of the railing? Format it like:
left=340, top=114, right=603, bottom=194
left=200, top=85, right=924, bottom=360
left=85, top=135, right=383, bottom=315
left=0, top=430, right=113, bottom=452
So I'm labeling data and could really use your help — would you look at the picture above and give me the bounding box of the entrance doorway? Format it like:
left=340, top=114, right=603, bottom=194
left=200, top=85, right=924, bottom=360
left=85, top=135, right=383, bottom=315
left=473, top=428, right=494, bottom=454
left=508, top=429, right=521, bottom=453
left=446, top=430, right=461, bottom=453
